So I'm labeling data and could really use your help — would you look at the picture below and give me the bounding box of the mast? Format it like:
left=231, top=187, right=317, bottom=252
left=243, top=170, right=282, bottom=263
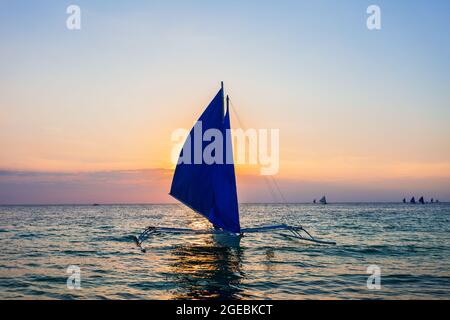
left=222, top=81, right=227, bottom=116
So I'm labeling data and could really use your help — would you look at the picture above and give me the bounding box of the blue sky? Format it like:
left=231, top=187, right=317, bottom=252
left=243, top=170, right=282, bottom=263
left=0, top=1, right=449, bottom=203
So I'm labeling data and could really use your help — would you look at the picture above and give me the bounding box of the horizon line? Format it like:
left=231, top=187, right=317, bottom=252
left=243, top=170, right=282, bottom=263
left=0, top=201, right=447, bottom=206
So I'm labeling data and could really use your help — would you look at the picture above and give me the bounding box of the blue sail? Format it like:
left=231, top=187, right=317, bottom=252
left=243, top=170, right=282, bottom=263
left=169, top=85, right=240, bottom=233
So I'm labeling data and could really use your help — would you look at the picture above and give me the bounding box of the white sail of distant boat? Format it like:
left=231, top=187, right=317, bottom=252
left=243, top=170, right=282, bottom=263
left=319, top=196, right=327, bottom=205
left=133, top=83, right=336, bottom=251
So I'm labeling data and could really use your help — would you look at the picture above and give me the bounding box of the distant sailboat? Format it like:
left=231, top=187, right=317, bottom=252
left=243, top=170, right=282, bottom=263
left=313, top=199, right=316, bottom=204
left=418, top=196, right=425, bottom=204
left=319, top=196, right=327, bottom=205
left=402, top=198, right=406, bottom=203
left=133, top=82, right=336, bottom=251
left=431, top=198, right=434, bottom=203
left=410, top=197, right=416, bottom=204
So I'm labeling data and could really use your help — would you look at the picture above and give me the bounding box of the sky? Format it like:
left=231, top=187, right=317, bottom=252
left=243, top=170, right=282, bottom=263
left=0, top=0, right=449, bottom=204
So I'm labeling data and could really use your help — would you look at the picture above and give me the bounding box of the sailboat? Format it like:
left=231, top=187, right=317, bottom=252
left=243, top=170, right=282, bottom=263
left=319, top=196, right=327, bottom=205
left=410, top=197, right=416, bottom=204
left=133, top=83, right=335, bottom=252
left=418, top=196, right=425, bottom=204
left=402, top=198, right=406, bottom=203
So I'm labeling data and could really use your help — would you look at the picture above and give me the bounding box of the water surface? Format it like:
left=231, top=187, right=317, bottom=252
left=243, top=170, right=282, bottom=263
left=0, top=203, right=449, bottom=299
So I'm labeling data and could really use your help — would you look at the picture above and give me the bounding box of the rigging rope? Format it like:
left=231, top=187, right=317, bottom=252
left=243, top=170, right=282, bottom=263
left=229, top=98, right=288, bottom=205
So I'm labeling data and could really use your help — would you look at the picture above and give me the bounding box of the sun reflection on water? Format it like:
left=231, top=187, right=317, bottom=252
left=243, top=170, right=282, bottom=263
left=166, top=233, right=244, bottom=300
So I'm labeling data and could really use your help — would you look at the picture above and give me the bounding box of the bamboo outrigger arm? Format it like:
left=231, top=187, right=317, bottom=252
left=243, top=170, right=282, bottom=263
left=133, top=224, right=336, bottom=252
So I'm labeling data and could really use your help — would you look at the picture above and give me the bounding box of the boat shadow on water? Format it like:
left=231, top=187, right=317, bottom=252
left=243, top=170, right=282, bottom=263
left=167, top=233, right=245, bottom=300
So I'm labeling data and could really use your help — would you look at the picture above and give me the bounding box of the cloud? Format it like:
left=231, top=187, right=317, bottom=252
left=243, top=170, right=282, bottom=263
left=0, top=169, right=173, bottom=204
left=236, top=174, right=450, bottom=203
left=0, top=169, right=448, bottom=205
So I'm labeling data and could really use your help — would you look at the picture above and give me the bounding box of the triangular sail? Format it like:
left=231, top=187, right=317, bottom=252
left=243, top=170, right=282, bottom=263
left=319, top=196, right=327, bottom=204
left=169, top=86, right=240, bottom=233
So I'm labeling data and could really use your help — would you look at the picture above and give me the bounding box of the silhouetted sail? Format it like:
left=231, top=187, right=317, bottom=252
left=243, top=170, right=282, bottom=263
left=410, top=197, right=416, bottom=204
left=169, top=86, right=240, bottom=233
left=313, top=199, right=316, bottom=204
left=402, top=198, right=406, bottom=203
left=319, top=196, right=327, bottom=204
left=419, top=196, right=424, bottom=204
left=431, top=198, right=434, bottom=203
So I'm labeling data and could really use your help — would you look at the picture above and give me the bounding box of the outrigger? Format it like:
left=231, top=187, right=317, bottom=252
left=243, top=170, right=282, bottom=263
left=134, top=224, right=336, bottom=252
left=134, top=83, right=336, bottom=252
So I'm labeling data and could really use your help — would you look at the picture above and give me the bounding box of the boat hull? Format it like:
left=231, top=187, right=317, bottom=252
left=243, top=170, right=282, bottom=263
left=212, top=232, right=242, bottom=248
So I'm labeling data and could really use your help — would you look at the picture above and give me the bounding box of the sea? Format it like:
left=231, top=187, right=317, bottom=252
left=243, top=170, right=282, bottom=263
left=0, top=203, right=449, bottom=300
